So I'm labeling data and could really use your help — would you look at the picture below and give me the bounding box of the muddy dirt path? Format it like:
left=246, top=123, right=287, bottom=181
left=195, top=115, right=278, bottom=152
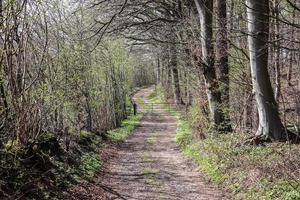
left=65, top=87, right=226, bottom=200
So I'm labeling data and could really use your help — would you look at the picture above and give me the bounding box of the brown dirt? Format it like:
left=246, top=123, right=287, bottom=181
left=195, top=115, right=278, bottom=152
left=64, top=87, right=227, bottom=200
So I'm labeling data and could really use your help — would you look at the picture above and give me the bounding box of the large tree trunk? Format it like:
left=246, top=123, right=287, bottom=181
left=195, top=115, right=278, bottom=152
left=216, top=0, right=232, bottom=130
left=246, top=0, right=285, bottom=140
left=0, top=0, right=8, bottom=119
left=194, top=0, right=225, bottom=130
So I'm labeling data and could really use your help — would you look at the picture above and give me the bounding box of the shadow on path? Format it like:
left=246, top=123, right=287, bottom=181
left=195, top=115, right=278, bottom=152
left=64, top=87, right=227, bottom=200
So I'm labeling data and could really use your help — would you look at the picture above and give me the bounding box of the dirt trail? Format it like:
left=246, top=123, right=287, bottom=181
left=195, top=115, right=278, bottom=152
left=65, top=87, right=226, bottom=200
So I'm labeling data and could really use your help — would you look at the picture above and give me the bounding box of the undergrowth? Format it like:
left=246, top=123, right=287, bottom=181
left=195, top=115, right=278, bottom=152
left=149, top=85, right=300, bottom=200
left=0, top=107, right=143, bottom=199
left=76, top=152, right=102, bottom=180
left=107, top=114, right=143, bottom=141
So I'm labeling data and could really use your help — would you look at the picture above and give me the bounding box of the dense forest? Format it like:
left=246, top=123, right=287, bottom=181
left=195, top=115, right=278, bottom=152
left=0, top=0, right=299, bottom=199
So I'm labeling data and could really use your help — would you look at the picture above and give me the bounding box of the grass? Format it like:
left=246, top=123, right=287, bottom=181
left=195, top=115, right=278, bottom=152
left=77, top=152, right=102, bottom=180
left=107, top=113, right=143, bottom=141
left=144, top=167, right=160, bottom=175
left=136, top=96, right=149, bottom=112
left=143, top=151, right=152, bottom=162
left=145, top=178, right=161, bottom=186
left=176, top=120, right=300, bottom=200
left=74, top=113, right=143, bottom=181
left=148, top=86, right=163, bottom=103
left=142, top=129, right=162, bottom=188
left=148, top=85, right=300, bottom=200
left=148, top=132, right=158, bottom=143
left=143, top=132, right=157, bottom=163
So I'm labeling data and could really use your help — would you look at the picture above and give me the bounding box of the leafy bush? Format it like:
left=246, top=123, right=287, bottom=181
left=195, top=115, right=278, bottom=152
left=77, top=152, right=102, bottom=179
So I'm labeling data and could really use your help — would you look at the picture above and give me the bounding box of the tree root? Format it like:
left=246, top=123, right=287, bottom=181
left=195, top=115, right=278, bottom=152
left=235, top=136, right=270, bottom=147
left=235, top=131, right=300, bottom=147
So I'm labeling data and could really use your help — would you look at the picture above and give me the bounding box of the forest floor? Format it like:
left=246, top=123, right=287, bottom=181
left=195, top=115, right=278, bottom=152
left=64, top=87, right=227, bottom=200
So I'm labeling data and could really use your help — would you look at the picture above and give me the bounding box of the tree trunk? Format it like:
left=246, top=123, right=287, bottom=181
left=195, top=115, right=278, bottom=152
left=168, top=20, right=182, bottom=105
left=246, top=0, right=285, bottom=140
left=86, top=102, right=92, bottom=131
left=0, top=0, right=8, bottom=119
left=165, top=47, right=173, bottom=99
left=273, top=0, right=281, bottom=102
left=194, top=0, right=225, bottom=130
left=170, top=41, right=182, bottom=105
left=287, top=2, right=295, bottom=86
left=172, top=66, right=182, bottom=105
left=216, top=0, right=232, bottom=130
left=157, top=56, right=161, bottom=83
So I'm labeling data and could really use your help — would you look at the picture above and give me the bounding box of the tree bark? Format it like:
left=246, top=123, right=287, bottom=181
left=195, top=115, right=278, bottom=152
left=157, top=56, right=161, bottom=83
left=194, top=0, right=225, bottom=130
left=164, top=46, right=173, bottom=99
left=287, top=1, right=295, bottom=86
left=0, top=0, right=8, bottom=119
left=170, top=40, right=182, bottom=105
left=216, top=0, right=232, bottom=130
left=273, top=0, right=281, bottom=102
left=246, top=0, right=285, bottom=140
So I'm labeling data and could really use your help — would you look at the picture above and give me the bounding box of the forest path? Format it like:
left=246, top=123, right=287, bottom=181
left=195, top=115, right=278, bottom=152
left=65, top=87, right=226, bottom=200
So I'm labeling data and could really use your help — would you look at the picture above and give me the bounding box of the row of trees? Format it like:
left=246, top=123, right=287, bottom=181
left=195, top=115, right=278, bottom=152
left=0, top=0, right=298, bottom=197
left=94, top=0, right=299, bottom=141
left=0, top=0, right=155, bottom=148
left=0, top=0, right=298, bottom=156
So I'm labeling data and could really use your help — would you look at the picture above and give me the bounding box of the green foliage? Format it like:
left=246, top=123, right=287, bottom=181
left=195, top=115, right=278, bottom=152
left=77, top=152, right=102, bottom=180
left=148, top=85, right=165, bottom=104
left=175, top=122, right=300, bottom=199
left=107, top=114, right=143, bottom=141
left=186, top=100, right=210, bottom=135
left=136, top=96, right=148, bottom=111
left=246, top=178, right=300, bottom=200
left=175, top=118, right=193, bottom=147
left=176, top=117, right=224, bottom=184
left=0, top=135, right=72, bottom=199
left=0, top=109, right=144, bottom=199
left=23, top=34, right=148, bottom=146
